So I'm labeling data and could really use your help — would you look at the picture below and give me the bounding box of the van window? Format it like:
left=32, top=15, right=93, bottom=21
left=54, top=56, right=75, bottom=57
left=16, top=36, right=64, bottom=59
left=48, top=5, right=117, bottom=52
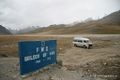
left=84, top=40, right=89, bottom=43
left=78, top=40, right=82, bottom=42
left=73, top=40, right=77, bottom=42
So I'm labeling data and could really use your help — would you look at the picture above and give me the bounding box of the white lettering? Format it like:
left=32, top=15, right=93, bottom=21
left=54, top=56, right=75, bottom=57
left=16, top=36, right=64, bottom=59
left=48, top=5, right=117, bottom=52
left=41, top=41, right=45, bottom=46
left=24, top=54, right=40, bottom=62
left=46, top=46, right=48, bottom=51
left=50, top=51, right=55, bottom=55
left=41, top=47, right=44, bottom=52
left=36, top=60, right=41, bottom=63
left=36, top=47, right=39, bottom=53
left=47, top=57, right=51, bottom=60
left=43, top=53, right=47, bottom=57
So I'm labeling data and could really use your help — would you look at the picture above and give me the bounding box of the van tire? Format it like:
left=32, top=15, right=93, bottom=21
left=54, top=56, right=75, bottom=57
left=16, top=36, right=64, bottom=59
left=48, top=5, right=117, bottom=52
left=83, top=45, right=87, bottom=49
left=88, top=45, right=92, bottom=49
left=74, top=44, right=77, bottom=47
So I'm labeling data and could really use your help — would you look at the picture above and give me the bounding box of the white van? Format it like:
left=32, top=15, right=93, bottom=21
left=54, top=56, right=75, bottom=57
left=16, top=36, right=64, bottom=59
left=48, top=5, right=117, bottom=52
left=73, top=37, right=93, bottom=49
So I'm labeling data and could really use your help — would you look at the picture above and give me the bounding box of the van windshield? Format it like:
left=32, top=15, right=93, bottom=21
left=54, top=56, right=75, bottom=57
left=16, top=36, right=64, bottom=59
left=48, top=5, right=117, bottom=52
left=84, top=40, right=89, bottom=43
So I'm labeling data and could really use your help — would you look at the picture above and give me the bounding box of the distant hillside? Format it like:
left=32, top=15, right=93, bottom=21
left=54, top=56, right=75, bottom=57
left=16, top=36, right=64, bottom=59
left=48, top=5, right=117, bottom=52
left=99, top=10, right=120, bottom=25
left=16, top=26, right=39, bottom=34
left=30, top=24, right=67, bottom=34
left=0, top=25, right=11, bottom=35
left=27, top=10, right=120, bottom=34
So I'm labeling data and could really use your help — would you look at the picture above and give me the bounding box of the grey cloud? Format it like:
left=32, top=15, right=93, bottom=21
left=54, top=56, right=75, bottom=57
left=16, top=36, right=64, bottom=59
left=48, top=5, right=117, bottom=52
left=0, top=0, right=120, bottom=29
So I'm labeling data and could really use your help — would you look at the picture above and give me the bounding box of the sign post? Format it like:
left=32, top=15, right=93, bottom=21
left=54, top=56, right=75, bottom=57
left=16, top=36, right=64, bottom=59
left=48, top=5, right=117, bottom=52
left=18, top=40, right=57, bottom=75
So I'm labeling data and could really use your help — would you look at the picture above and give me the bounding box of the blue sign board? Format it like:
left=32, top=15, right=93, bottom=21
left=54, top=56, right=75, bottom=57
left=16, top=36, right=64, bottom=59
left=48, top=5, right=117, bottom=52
left=18, top=40, right=57, bottom=75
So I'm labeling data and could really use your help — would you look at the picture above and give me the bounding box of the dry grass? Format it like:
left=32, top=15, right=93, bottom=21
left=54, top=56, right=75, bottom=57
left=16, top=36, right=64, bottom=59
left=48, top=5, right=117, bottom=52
left=0, top=35, right=72, bottom=57
left=28, top=23, right=120, bottom=35
left=0, top=35, right=118, bottom=57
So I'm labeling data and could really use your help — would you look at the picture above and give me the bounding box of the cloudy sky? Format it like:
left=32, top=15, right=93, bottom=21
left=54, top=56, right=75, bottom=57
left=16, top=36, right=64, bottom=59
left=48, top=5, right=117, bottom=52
left=0, top=0, right=120, bottom=29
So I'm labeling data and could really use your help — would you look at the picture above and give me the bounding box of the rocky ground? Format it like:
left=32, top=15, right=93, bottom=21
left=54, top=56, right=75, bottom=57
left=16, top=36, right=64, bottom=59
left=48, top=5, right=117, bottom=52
left=0, top=34, right=120, bottom=80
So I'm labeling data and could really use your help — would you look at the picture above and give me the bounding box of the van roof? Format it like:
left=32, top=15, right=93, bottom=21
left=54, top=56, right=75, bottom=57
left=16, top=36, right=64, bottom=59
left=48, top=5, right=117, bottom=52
left=73, top=37, right=89, bottom=40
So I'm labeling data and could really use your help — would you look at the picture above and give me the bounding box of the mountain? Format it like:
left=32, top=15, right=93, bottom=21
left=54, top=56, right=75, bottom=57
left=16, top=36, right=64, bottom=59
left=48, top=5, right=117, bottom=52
left=8, top=28, right=18, bottom=34
left=16, top=26, right=39, bottom=34
left=23, top=10, right=120, bottom=34
left=99, top=10, right=120, bottom=25
left=29, top=24, right=67, bottom=34
left=0, top=25, right=11, bottom=35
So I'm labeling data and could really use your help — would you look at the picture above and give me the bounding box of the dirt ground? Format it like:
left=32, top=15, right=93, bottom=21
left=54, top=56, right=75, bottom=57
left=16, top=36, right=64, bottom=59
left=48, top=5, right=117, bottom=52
left=0, top=34, right=120, bottom=80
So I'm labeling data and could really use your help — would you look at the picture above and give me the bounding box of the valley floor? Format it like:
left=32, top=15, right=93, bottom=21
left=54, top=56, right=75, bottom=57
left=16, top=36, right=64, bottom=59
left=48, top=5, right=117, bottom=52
left=0, top=34, right=120, bottom=80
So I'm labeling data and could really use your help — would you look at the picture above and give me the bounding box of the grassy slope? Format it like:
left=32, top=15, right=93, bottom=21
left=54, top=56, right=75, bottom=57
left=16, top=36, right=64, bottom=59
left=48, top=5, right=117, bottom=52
left=29, top=22, right=120, bottom=34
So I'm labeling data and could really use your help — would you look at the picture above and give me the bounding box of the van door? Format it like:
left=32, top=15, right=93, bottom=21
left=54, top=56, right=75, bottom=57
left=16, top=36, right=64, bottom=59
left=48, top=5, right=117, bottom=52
left=83, top=40, right=88, bottom=48
left=78, top=40, right=82, bottom=46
